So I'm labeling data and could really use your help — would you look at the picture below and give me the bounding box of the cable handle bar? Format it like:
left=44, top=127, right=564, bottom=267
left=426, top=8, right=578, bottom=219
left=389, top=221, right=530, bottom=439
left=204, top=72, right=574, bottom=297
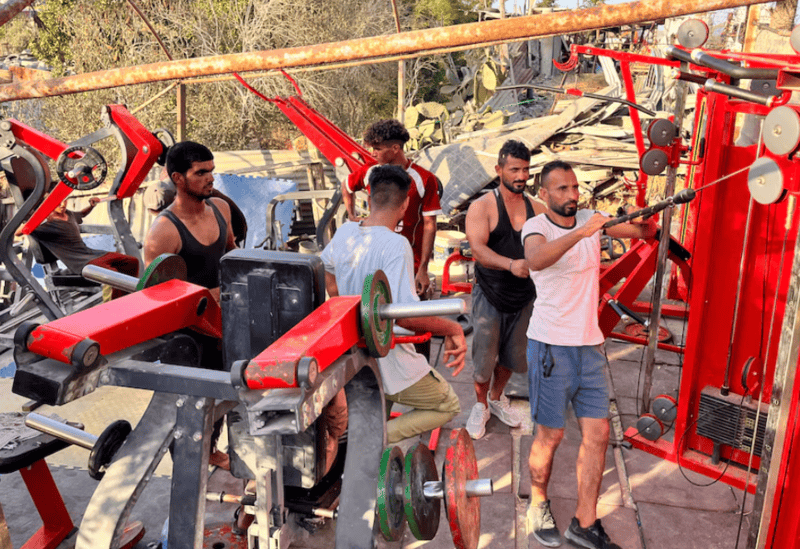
left=602, top=188, right=697, bottom=229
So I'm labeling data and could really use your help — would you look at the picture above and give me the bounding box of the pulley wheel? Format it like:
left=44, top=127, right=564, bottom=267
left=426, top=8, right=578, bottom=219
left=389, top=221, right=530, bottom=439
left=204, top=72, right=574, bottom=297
left=747, top=157, right=785, bottom=205
left=652, top=394, right=678, bottom=423
left=791, top=24, right=800, bottom=55
left=444, top=428, right=481, bottom=549
left=404, top=443, right=440, bottom=541
left=361, top=270, right=392, bottom=358
left=55, top=145, right=108, bottom=190
left=135, top=253, right=188, bottom=291
left=623, top=322, right=672, bottom=343
left=648, top=119, right=676, bottom=148
left=676, top=19, right=709, bottom=49
left=741, top=356, right=762, bottom=397
left=88, top=420, right=132, bottom=480
left=377, top=445, right=406, bottom=541
left=763, top=106, right=800, bottom=157
left=640, top=149, right=669, bottom=176
left=636, top=413, right=664, bottom=442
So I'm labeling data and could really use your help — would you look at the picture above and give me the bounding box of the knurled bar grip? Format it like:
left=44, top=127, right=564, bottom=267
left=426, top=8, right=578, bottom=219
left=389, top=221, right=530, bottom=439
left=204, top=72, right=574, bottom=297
left=82, top=264, right=139, bottom=292
left=379, top=299, right=466, bottom=319
left=25, top=412, right=97, bottom=450
left=602, top=188, right=696, bottom=229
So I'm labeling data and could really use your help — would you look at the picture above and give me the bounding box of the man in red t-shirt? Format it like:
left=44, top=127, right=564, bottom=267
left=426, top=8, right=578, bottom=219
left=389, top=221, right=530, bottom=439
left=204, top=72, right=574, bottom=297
left=342, top=119, right=442, bottom=295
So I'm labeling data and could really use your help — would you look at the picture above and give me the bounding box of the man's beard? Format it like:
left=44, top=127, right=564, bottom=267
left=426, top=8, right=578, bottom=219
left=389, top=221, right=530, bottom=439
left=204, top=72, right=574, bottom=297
left=186, top=187, right=213, bottom=201
left=501, top=177, right=526, bottom=195
left=551, top=201, right=578, bottom=217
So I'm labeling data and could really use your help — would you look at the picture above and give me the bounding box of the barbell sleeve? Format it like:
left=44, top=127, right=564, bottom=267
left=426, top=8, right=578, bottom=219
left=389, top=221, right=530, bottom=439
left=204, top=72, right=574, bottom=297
left=422, top=478, right=494, bottom=499
left=25, top=412, right=97, bottom=450
left=379, top=299, right=466, bottom=319
left=82, top=264, right=139, bottom=292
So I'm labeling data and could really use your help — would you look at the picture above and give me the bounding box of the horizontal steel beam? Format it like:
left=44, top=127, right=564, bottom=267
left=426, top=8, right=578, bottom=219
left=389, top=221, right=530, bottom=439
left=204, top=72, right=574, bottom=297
left=0, top=0, right=770, bottom=102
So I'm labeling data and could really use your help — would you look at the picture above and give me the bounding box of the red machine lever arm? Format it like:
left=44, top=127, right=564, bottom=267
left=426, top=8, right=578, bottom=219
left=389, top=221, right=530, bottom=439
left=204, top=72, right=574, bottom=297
left=242, top=296, right=363, bottom=390
left=25, top=280, right=221, bottom=366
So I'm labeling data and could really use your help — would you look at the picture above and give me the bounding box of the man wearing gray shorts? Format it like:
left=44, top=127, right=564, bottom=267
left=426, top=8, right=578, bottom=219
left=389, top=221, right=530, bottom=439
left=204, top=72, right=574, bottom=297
left=464, top=140, right=545, bottom=439
left=522, top=160, right=656, bottom=549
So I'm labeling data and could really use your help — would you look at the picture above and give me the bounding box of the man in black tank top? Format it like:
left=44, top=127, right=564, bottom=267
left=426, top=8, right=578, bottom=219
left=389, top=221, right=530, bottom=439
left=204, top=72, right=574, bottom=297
left=144, top=141, right=236, bottom=302
left=464, top=140, right=546, bottom=439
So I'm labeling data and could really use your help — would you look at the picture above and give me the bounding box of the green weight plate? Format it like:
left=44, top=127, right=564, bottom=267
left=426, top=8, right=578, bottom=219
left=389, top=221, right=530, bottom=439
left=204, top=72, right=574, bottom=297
left=377, top=445, right=405, bottom=541
left=135, top=253, right=188, bottom=291
left=361, top=270, right=393, bottom=358
left=404, top=442, right=440, bottom=540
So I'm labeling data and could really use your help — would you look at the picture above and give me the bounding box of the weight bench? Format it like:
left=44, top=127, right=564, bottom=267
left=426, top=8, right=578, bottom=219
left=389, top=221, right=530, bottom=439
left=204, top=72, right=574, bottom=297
left=0, top=413, right=145, bottom=549
left=24, top=236, right=100, bottom=292
left=0, top=414, right=76, bottom=549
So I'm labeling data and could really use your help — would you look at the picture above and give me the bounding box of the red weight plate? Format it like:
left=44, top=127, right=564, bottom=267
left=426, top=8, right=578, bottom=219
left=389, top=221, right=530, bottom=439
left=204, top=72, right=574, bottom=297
left=443, top=428, right=480, bottom=549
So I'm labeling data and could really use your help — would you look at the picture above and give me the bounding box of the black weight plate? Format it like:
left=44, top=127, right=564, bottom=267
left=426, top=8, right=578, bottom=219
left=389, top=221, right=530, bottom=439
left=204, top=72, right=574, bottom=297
left=56, top=146, right=107, bottom=190
left=404, top=443, right=440, bottom=540
left=88, top=420, right=132, bottom=480
left=377, top=445, right=405, bottom=541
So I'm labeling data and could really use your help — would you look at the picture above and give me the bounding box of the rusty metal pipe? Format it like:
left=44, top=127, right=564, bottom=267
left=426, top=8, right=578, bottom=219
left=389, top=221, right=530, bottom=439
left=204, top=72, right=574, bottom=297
left=0, top=0, right=35, bottom=29
left=0, top=0, right=770, bottom=102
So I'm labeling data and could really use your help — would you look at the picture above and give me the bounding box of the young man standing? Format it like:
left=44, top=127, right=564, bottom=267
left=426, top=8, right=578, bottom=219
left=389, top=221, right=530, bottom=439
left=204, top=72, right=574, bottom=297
left=324, top=164, right=466, bottom=443
left=464, top=140, right=546, bottom=439
left=523, top=160, right=656, bottom=549
left=341, top=119, right=441, bottom=296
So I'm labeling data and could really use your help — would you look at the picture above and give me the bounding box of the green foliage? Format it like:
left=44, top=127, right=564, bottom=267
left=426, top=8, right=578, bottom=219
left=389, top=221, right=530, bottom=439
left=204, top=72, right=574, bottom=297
left=0, top=15, right=36, bottom=54
left=411, top=0, right=479, bottom=26
left=535, top=0, right=558, bottom=7
left=580, top=0, right=605, bottom=7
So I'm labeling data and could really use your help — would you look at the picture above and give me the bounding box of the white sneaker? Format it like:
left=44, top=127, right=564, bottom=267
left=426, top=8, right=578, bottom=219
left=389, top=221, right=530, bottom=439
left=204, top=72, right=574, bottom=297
left=488, top=395, right=522, bottom=428
left=466, top=402, right=491, bottom=439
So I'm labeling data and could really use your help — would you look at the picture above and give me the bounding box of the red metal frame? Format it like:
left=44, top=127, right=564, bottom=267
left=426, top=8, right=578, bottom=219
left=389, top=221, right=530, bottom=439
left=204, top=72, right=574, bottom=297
left=18, top=105, right=162, bottom=235
left=26, top=280, right=222, bottom=365
left=441, top=251, right=473, bottom=296
left=569, top=46, right=800, bottom=519
left=18, top=460, right=75, bottom=549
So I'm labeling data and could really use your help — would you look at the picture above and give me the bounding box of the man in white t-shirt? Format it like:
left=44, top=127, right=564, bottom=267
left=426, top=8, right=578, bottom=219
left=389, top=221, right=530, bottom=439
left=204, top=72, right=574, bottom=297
left=521, top=160, right=656, bottom=549
left=321, top=164, right=466, bottom=443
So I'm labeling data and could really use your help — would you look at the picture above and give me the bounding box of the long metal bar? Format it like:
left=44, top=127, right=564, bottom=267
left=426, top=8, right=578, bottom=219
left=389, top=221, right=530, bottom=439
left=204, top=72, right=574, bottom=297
left=0, top=0, right=35, bottom=29
left=0, top=0, right=770, bottom=102
left=423, top=478, right=494, bottom=498
left=748, top=201, right=800, bottom=549
left=380, top=299, right=466, bottom=319
left=82, top=264, right=139, bottom=292
left=639, top=68, right=690, bottom=416
left=25, top=413, right=97, bottom=450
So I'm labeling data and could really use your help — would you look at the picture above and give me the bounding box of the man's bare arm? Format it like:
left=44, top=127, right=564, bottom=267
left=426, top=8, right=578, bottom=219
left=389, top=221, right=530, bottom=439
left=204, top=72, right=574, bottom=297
left=143, top=217, right=181, bottom=265
left=524, top=212, right=607, bottom=271
left=211, top=197, right=237, bottom=251
left=605, top=217, right=657, bottom=240
left=325, top=271, right=339, bottom=297
left=397, top=315, right=466, bottom=375
left=415, top=215, right=436, bottom=294
left=341, top=179, right=357, bottom=219
left=466, top=196, right=528, bottom=277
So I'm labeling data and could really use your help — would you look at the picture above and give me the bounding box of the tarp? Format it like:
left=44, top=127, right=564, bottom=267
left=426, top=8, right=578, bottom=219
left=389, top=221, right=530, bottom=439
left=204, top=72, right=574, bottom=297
left=213, top=173, right=298, bottom=249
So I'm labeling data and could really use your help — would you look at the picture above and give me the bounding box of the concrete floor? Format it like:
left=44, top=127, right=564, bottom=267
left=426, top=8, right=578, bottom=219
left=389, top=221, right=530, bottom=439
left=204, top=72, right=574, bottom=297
left=0, top=305, right=753, bottom=549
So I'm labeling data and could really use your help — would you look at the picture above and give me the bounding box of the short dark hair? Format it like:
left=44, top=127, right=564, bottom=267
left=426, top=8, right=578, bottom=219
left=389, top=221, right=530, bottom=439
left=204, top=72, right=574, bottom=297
left=363, top=119, right=410, bottom=147
left=540, top=160, right=573, bottom=188
left=166, top=141, right=214, bottom=178
left=498, top=139, right=531, bottom=167
left=368, top=165, right=410, bottom=209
